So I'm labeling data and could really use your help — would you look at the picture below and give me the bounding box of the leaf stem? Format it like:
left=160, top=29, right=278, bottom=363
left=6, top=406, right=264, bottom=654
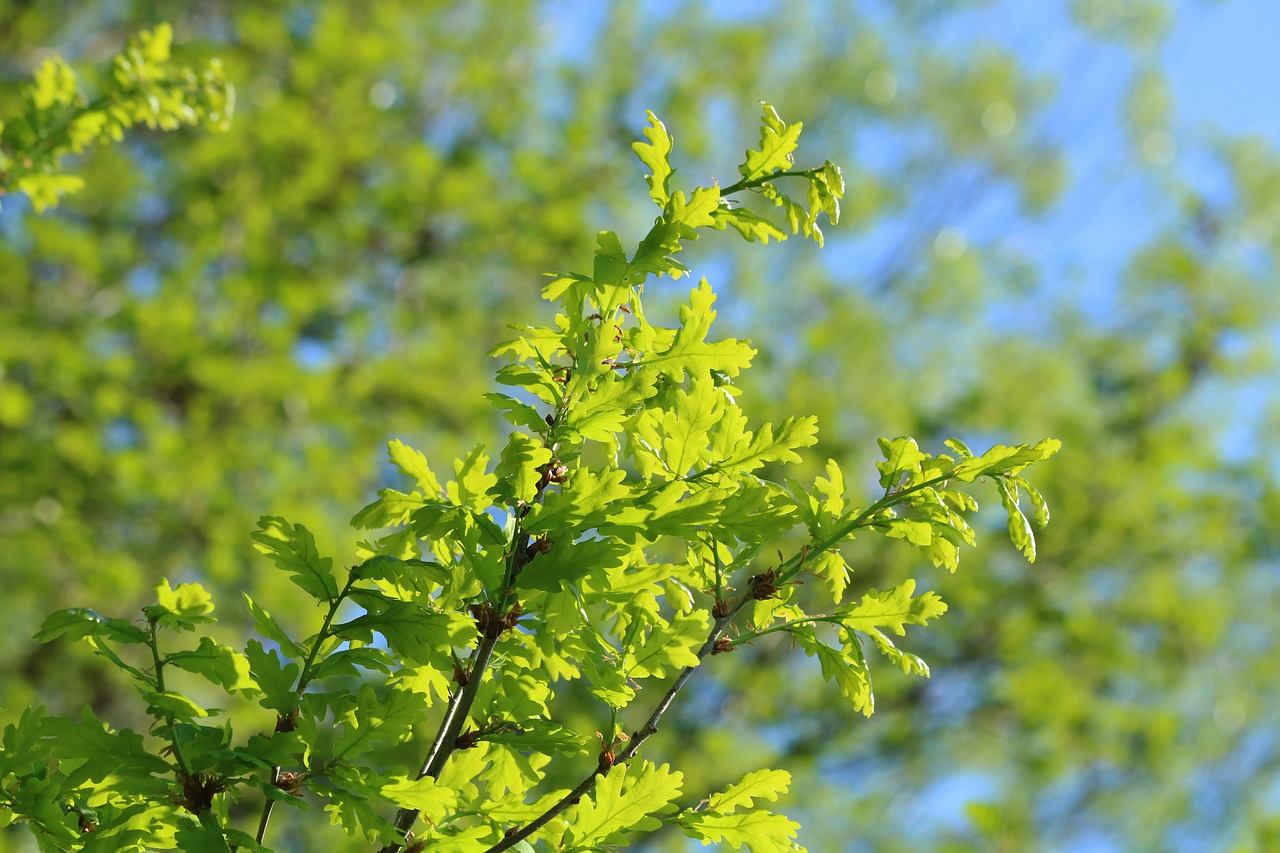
left=720, top=168, right=820, bottom=196
left=256, top=575, right=357, bottom=845
left=146, top=621, right=194, bottom=782
left=776, top=473, right=953, bottom=585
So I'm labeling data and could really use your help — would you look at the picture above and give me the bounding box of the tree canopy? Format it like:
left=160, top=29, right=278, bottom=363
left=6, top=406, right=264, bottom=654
left=2, top=2, right=1277, bottom=851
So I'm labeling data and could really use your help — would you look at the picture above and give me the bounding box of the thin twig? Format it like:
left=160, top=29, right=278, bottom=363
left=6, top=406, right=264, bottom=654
left=482, top=596, right=751, bottom=853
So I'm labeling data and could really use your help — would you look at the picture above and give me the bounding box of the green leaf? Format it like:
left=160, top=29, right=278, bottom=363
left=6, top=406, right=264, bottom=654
left=566, top=761, right=683, bottom=848
left=251, top=517, right=339, bottom=601
left=885, top=518, right=933, bottom=547
left=864, top=627, right=932, bottom=677
left=518, top=537, right=630, bottom=592
left=1013, top=474, right=1052, bottom=528
left=145, top=578, right=217, bottom=631
left=486, top=391, right=552, bottom=432
left=333, top=684, right=421, bottom=760
left=379, top=775, right=459, bottom=823
left=836, top=580, right=948, bottom=636
left=482, top=722, right=592, bottom=756
left=142, top=689, right=209, bottom=720
left=244, top=639, right=301, bottom=716
left=624, top=611, right=708, bottom=679
left=791, top=625, right=872, bottom=716
left=594, top=229, right=630, bottom=289
left=352, top=554, right=448, bottom=593
left=718, top=415, right=820, bottom=473
left=29, top=56, right=78, bottom=111
left=491, top=431, right=554, bottom=506
left=641, top=281, right=756, bottom=379
left=308, top=647, right=394, bottom=681
left=43, top=707, right=171, bottom=784
left=951, top=438, right=1062, bottom=482
left=712, top=206, right=788, bottom=244
left=447, top=444, right=498, bottom=507
left=997, top=478, right=1037, bottom=562
left=809, top=549, right=849, bottom=604
left=173, top=820, right=233, bottom=853
left=876, top=436, right=926, bottom=488
left=241, top=594, right=306, bottom=659
left=333, top=602, right=477, bottom=664
left=680, top=809, right=802, bottom=853
left=166, top=636, right=256, bottom=692
left=708, top=768, right=792, bottom=813
left=632, top=110, right=674, bottom=207
left=668, top=185, right=722, bottom=230
left=524, top=467, right=631, bottom=535
left=351, top=488, right=428, bottom=529
left=388, top=438, right=444, bottom=495
left=35, top=608, right=147, bottom=644
left=740, top=103, right=802, bottom=180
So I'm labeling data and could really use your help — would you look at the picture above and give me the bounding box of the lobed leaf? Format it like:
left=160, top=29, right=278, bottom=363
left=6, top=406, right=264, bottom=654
left=836, top=580, right=948, bottom=636
left=166, top=636, right=256, bottom=693
left=251, top=517, right=339, bottom=602
left=632, top=111, right=675, bottom=206
left=35, top=608, right=147, bottom=645
left=566, top=760, right=683, bottom=849
left=708, top=768, right=793, bottom=813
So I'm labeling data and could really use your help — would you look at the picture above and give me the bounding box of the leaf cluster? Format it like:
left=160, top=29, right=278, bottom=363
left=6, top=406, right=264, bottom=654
left=0, top=23, right=233, bottom=212
left=2, top=102, right=1057, bottom=853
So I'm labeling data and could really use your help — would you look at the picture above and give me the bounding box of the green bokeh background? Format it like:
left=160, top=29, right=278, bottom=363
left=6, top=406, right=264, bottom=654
left=2, top=1, right=1277, bottom=850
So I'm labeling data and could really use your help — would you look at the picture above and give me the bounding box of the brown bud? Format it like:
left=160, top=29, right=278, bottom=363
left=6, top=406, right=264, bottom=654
left=749, top=569, right=781, bottom=600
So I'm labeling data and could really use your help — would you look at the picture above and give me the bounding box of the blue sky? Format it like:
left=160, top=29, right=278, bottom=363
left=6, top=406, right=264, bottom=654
left=1171, top=0, right=1280, bottom=141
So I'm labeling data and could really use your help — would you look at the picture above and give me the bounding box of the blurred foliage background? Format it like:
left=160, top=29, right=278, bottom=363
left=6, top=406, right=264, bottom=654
left=2, top=0, right=1278, bottom=850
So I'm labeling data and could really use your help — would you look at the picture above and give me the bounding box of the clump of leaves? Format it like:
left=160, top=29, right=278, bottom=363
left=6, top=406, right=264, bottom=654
left=6, top=103, right=1057, bottom=852
left=0, top=23, right=233, bottom=212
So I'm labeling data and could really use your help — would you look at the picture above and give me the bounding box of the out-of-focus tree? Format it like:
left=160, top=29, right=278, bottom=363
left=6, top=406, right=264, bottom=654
left=2, top=1, right=1276, bottom=851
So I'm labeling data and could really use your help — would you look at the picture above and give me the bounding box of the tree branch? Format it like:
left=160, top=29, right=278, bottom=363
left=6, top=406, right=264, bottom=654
left=481, top=596, right=752, bottom=853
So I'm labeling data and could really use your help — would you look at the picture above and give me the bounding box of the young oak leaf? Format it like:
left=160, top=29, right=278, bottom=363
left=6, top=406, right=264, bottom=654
left=523, top=468, right=632, bottom=535
left=566, top=761, right=683, bottom=849
left=490, top=431, right=554, bottom=507
left=350, top=488, right=427, bottom=530
left=950, top=438, right=1062, bottom=482
left=836, top=580, right=947, bottom=636
left=145, top=578, right=217, bottom=631
left=639, top=281, right=756, bottom=380
left=623, top=610, right=709, bottom=679
left=707, top=768, right=793, bottom=813
left=244, top=639, right=301, bottom=716
left=876, top=436, right=927, bottom=488
left=739, top=103, right=802, bottom=181
left=863, top=628, right=932, bottom=677
left=35, top=608, right=148, bottom=645
left=680, top=809, right=803, bottom=853
left=387, top=438, right=443, bottom=496
left=790, top=624, right=873, bottom=716
left=165, top=636, right=256, bottom=693
left=251, top=517, right=339, bottom=602
left=997, top=478, right=1037, bottom=562
left=711, top=206, right=789, bottom=244
left=716, top=416, right=821, bottom=474
left=447, top=444, right=498, bottom=508
left=632, top=111, right=675, bottom=207
left=518, top=537, right=631, bottom=592
left=333, top=601, right=477, bottom=665
left=333, top=684, right=421, bottom=760
left=379, top=775, right=459, bottom=824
